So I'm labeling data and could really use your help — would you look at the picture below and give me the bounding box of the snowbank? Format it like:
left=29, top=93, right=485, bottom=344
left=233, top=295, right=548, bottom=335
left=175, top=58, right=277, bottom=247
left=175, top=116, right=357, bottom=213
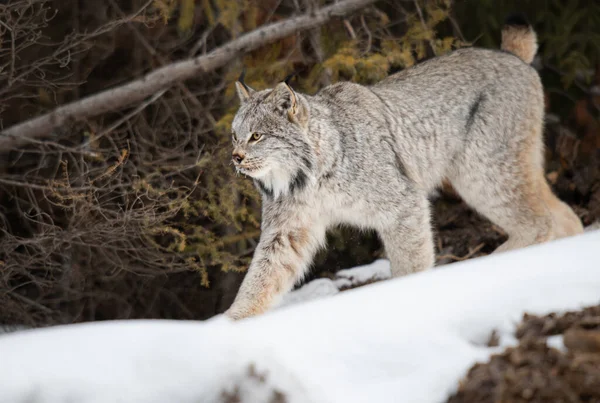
left=0, top=229, right=599, bottom=403
left=276, top=259, right=391, bottom=308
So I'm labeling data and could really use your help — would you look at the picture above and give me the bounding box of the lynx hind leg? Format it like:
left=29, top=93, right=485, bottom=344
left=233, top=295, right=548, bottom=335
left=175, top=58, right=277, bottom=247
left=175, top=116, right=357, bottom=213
left=377, top=192, right=435, bottom=277
left=450, top=148, right=550, bottom=253
left=539, top=180, right=583, bottom=238
left=449, top=98, right=581, bottom=253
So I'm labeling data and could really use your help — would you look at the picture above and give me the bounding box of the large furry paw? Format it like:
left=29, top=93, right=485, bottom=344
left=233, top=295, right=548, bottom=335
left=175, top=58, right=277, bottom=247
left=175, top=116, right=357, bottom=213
left=224, top=309, right=243, bottom=321
left=224, top=307, right=255, bottom=321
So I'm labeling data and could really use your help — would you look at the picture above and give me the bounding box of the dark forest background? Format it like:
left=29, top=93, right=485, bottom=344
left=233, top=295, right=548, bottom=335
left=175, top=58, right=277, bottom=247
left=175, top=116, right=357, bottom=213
left=1, top=0, right=599, bottom=326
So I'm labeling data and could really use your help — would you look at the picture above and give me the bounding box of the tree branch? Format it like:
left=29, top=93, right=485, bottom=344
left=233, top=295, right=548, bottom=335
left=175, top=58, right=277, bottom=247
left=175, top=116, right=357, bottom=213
left=0, top=0, right=377, bottom=150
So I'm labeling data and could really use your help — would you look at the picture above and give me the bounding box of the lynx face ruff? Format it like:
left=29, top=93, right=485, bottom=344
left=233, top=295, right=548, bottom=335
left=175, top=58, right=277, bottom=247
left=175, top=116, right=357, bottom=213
left=225, top=16, right=583, bottom=320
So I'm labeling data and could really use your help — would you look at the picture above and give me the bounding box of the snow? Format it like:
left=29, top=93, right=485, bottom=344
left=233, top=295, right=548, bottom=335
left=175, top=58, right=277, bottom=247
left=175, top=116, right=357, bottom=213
left=585, top=220, right=600, bottom=232
left=333, top=259, right=391, bottom=288
left=546, top=335, right=566, bottom=352
left=276, top=259, right=391, bottom=308
left=277, top=278, right=339, bottom=308
left=0, top=229, right=599, bottom=403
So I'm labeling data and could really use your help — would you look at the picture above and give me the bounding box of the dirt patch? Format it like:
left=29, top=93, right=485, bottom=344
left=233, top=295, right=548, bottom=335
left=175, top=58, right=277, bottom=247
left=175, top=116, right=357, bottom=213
left=220, top=364, right=289, bottom=403
left=447, top=304, right=600, bottom=403
left=516, top=305, right=600, bottom=339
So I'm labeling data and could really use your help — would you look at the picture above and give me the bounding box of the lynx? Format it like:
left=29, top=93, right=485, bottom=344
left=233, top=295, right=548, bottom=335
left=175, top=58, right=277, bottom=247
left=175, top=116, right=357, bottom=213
left=224, top=15, right=584, bottom=320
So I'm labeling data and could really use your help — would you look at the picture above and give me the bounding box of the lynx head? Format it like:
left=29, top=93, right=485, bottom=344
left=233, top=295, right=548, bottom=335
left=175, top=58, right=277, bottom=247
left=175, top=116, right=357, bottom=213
left=230, top=76, right=314, bottom=198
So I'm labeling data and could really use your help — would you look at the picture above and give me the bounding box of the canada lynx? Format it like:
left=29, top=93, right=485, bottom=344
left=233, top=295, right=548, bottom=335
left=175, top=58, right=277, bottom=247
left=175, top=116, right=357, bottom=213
left=224, top=15, right=584, bottom=320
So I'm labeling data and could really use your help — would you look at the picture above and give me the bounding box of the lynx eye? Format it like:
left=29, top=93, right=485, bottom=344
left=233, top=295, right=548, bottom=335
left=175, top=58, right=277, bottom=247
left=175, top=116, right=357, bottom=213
left=251, top=132, right=262, bottom=141
left=232, top=132, right=238, bottom=141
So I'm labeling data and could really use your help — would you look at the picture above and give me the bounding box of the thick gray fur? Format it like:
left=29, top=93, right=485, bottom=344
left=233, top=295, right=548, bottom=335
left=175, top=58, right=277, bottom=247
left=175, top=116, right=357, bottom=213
left=225, top=23, right=583, bottom=319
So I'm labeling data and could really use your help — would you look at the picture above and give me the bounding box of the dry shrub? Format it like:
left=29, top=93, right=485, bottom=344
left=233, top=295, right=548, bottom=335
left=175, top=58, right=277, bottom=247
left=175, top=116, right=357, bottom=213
left=0, top=0, right=262, bottom=325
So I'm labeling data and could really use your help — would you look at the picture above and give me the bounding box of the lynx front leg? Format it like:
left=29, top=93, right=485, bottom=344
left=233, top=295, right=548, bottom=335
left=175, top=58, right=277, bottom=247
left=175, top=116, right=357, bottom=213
left=377, top=194, right=435, bottom=277
left=225, top=221, right=325, bottom=320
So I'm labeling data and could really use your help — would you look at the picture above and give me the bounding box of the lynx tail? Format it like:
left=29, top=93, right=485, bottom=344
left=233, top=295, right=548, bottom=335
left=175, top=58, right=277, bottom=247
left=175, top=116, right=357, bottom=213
left=501, top=13, right=538, bottom=64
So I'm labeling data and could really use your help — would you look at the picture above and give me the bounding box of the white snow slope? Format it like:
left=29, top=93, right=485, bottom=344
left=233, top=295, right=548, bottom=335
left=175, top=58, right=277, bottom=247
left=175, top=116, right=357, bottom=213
left=0, top=230, right=599, bottom=403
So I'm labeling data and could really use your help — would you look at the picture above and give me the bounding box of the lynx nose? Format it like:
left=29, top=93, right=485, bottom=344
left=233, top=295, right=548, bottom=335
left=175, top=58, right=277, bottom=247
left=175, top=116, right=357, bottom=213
left=232, top=152, right=245, bottom=164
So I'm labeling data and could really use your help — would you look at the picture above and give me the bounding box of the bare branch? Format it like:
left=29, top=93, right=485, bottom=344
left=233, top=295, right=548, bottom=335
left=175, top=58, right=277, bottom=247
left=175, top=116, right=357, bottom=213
left=0, top=0, right=377, bottom=150
left=0, top=20, right=16, bottom=86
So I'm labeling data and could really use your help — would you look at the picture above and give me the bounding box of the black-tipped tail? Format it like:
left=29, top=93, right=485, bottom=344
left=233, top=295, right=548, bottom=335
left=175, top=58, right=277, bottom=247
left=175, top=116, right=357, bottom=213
left=504, top=12, right=530, bottom=28
left=501, top=13, right=538, bottom=64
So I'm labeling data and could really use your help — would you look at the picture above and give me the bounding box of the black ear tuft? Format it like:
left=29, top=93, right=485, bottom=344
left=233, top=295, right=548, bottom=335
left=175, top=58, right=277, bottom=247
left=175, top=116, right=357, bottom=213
left=505, top=12, right=531, bottom=28
left=283, top=72, right=296, bottom=86
left=238, top=68, right=250, bottom=92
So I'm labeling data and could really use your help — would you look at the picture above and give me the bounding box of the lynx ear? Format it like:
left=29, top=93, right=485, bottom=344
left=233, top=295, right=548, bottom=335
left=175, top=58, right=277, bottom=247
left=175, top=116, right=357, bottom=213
left=269, top=82, right=297, bottom=111
left=235, top=81, right=255, bottom=103
left=268, top=81, right=307, bottom=126
left=235, top=70, right=255, bottom=103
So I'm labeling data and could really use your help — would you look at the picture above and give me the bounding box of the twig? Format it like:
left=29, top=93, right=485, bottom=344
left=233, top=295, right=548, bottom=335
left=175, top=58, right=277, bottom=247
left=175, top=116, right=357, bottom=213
left=436, top=242, right=485, bottom=262
left=0, top=0, right=377, bottom=149
left=188, top=26, right=216, bottom=57
left=491, top=225, right=507, bottom=237
left=221, top=230, right=262, bottom=245
left=0, top=177, right=57, bottom=191
left=343, top=19, right=357, bottom=39
left=81, top=85, right=168, bottom=149
left=360, top=15, right=372, bottom=54
left=9, top=291, right=53, bottom=314
left=448, top=14, right=466, bottom=44
left=0, top=20, right=16, bottom=86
